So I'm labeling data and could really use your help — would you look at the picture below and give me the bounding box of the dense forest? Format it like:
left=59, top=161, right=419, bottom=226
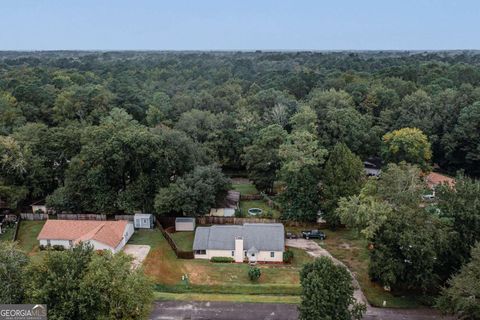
left=1, top=51, right=480, bottom=314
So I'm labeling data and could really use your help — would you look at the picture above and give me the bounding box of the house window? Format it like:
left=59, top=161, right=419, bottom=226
left=231, top=251, right=235, bottom=257
left=195, top=250, right=206, bottom=255
left=47, top=240, right=51, bottom=246
left=69, top=240, right=73, bottom=247
left=270, top=252, right=275, bottom=258
left=143, top=218, right=148, bottom=224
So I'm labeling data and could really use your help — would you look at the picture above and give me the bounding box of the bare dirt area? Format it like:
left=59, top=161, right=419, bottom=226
left=123, top=244, right=151, bottom=269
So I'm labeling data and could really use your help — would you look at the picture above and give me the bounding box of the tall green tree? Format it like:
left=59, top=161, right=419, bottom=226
left=321, top=143, right=364, bottom=228
left=26, top=243, right=153, bottom=320
left=382, top=127, right=432, bottom=170
left=155, top=164, right=231, bottom=216
left=437, top=242, right=480, bottom=320
left=243, top=124, right=287, bottom=193
left=0, top=241, right=29, bottom=304
left=299, top=257, right=365, bottom=320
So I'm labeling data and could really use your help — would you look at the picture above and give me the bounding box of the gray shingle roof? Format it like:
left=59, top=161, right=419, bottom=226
left=193, top=223, right=284, bottom=251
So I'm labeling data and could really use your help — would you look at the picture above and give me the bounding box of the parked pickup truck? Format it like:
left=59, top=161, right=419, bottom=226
left=302, top=230, right=326, bottom=240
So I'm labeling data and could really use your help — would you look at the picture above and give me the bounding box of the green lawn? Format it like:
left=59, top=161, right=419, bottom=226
left=169, top=231, right=195, bottom=251
left=316, top=229, right=421, bottom=308
left=16, top=220, right=46, bottom=263
left=0, top=223, right=16, bottom=241
left=239, top=200, right=281, bottom=219
left=232, top=183, right=258, bottom=195
left=129, top=228, right=312, bottom=298
left=154, top=292, right=300, bottom=304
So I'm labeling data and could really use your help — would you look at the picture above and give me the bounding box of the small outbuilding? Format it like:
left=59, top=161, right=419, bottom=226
left=31, top=200, right=48, bottom=214
left=175, top=217, right=196, bottom=231
left=134, top=213, right=154, bottom=229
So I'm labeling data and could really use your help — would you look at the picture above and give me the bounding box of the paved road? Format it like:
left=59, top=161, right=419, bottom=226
left=150, top=301, right=453, bottom=320
left=150, top=301, right=298, bottom=320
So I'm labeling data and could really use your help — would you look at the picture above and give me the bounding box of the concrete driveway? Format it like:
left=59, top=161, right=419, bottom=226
left=123, top=244, right=150, bottom=269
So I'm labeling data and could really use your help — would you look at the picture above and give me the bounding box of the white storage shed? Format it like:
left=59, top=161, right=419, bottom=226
left=134, top=213, right=154, bottom=229
left=175, top=217, right=196, bottom=231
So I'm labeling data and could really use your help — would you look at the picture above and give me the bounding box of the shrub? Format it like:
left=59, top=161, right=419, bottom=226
left=283, top=250, right=294, bottom=263
left=248, top=267, right=261, bottom=281
left=210, top=257, right=234, bottom=263
left=52, top=245, right=65, bottom=251
left=39, top=244, right=46, bottom=251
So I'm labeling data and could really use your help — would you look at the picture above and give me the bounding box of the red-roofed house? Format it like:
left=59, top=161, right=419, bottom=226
left=37, top=220, right=134, bottom=253
left=426, top=172, right=456, bottom=189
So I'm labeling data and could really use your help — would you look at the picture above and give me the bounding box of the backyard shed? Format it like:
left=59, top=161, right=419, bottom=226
left=134, top=213, right=154, bottom=229
left=175, top=217, right=196, bottom=231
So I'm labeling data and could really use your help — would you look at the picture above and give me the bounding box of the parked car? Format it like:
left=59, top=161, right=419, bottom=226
left=286, top=232, right=298, bottom=239
left=302, top=230, right=326, bottom=240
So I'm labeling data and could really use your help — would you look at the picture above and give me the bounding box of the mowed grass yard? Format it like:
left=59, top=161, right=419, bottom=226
left=169, top=231, right=195, bottom=251
left=232, top=183, right=258, bottom=195
left=316, top=229, right=421, bottom=308
left=128, top=228, right=312, bottom=296
left=239, top=200, right=281, bottom=219
left=15, top=220, right=47, bottom=263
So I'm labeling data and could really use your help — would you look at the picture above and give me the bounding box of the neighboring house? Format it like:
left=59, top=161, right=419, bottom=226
left=424, top=172, right=456, bottom=199
left=37, top=220, right=134, bottom=253
left=175, top=217, right=195, bottom=231
left=426, top=172, right=455, bottom=189
left=193, top=223, right=285, bottom=263
left=30, top=200, right=48, bottom=214
left=134, top=213, right=154, bottom=229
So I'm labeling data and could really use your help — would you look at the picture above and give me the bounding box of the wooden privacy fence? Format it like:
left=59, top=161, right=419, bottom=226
left=57, top=213, right=106, bottom=220
left=155, top=220, right=194, bottom=259
left=114, top=214, right=134, bottom=221
left=19, top=213, right=49, bottom=220
left=157, top=215, right=324, bottom=227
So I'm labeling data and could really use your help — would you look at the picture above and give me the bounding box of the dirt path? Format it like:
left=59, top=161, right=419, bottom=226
left=286, top=238, right=368, bottom=305
left=285, top=239, right=454, bottom=320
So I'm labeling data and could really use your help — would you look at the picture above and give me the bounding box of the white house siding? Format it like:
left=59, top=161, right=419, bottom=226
left=257, top=250, right=283, bottom=262
left=195, top=249, right=283, bottom=262
left=39, top=222, right=134, bottom=253
left=176, top=221, right=195, bottom=231
left=31, top=205, right=47, bottom=213
left=39, top=239, right=71, bottom=248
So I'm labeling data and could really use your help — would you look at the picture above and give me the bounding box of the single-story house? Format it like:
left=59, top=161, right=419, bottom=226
left=426, top=172, right=455, bottom=189
left=37, top=220, right=134, bottom=253
left=209, top=208, right=235, bottom=217
left=30, top=200, right=48, bottom=214
left=175, top=217, right=195, bottom=231
left=193, top=223, right=285, bottom=263
left=134, top=213, right=154, bottom=229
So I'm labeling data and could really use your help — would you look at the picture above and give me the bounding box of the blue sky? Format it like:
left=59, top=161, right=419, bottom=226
left=0, top=0, right=479, bottom=50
